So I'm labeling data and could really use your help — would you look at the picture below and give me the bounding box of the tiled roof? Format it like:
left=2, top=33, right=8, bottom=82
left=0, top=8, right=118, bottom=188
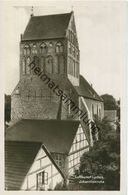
left=5, top=141, right=42, bottom=190
left=6, top=119, right=79, bottom=154
left=74, top=75, right=103, bottom=101
left=22, top=12, right=72, bottom=41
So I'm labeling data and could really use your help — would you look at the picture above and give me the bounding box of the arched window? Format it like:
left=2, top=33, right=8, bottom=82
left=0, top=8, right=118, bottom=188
left=26, top=57, right=31, bottom=74
left=22, top=57, right=26, bottom=74
left=40, top=42, right=47, bottom=54
left=32, top=44, right=37, bottom=54
left=55, top=42, right=63, bottom=53
left=23, top=44, right=31, bottom=55
left=45, top=55, right=53, bottom=73
left=41, top=57, right=45, bottom=71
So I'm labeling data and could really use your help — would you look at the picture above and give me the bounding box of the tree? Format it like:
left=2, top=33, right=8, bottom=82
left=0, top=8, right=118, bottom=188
left=101, top=94, right=117, bottom=110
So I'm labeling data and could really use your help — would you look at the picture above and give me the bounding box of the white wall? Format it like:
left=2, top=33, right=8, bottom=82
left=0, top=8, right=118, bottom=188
left=21, top=147, right=63, bottom=190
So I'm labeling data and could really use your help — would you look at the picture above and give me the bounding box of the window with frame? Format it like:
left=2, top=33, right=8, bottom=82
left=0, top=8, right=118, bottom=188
left=40, top=42, right=47, bottom=54
left=41, top=57, right=45, bottom=71
left=36, top=171, right=48, bottom=190
left=45, top=55, right=53, bottom=73
left=55, top=42, right=63, bottom=53
left=53, top=153, right=64, bottom=168
left=23, top=44, right=31, bottom=55
left=26, top=57, right=31, bottom=74
left=32, top=44, right=37, bottom=54
left=22, top=57, right=26, bottom=74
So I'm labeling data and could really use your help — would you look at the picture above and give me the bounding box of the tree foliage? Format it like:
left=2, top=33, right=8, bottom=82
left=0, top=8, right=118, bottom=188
left=101, top=94, right=117, bottom=110
left=78, top=117, right=120, bottom=190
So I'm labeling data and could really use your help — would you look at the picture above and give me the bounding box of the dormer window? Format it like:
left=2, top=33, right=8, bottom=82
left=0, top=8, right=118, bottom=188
left=40, top=42, right=47, bottom=54
left=32, top=44, right=37, bottom=54
left=23, top=44, right=31, bottom=55
left=55, top=42, right=63, bottom=53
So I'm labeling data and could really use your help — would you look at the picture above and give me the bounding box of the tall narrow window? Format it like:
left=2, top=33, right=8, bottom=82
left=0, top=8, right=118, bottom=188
left=22, top=58, right=26, bottom=74
left=41, top=57, right=45, bottom=71
left=26, top=57, right=31, bottom=74
left=54, top=56, right=59, bottom=73
left=36, top=171, right=48, bottom=190
left=97, top=105, right=99, bottom=116
left=55, top=42, right=63, bottom=53
left=32, top=44, right=37, bottom=54
left=69, top=43, right=71, bottom=54
left=45, top=55, right=53, bottom=73
left=40, top=42, right=47, bottom=54
left=92, top=104, right=94, bottom=117
left=24, top=44, right=31, bottom=55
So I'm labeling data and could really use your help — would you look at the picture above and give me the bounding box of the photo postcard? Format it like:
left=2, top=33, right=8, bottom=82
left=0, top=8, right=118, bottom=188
left=0, top=1, right=127, bottom=194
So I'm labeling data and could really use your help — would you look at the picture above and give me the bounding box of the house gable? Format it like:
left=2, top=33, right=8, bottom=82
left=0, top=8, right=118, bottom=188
left=21, top=145, right=62, bottom=190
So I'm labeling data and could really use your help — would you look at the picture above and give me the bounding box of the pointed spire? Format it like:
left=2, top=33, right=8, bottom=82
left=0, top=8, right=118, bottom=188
left=31, top=6, right=34, bottom=17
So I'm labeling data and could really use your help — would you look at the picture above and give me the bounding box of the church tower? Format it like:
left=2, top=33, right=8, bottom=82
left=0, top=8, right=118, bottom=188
left=11, top=12, right=80, bottom=122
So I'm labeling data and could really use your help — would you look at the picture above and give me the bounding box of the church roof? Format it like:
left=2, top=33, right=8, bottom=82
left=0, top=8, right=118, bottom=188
left=6, top=119, right=79, bottom=154
left=5, top=141, right=42, bottom=190
left=22, top=12, right=72, bottom=41
left=74, top=75, right=103, bottom=102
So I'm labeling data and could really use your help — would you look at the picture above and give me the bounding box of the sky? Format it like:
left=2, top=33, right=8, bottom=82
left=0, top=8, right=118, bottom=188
left=1, top=1, right=125, bottom=99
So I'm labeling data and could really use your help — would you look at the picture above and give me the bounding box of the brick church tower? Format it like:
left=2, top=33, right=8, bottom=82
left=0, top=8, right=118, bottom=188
left=11, top=11, right=81, bottom=122
left=11, top=11, right=104, bottom=146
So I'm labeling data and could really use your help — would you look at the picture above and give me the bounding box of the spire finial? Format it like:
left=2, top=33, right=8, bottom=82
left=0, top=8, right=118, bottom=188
left=31, top=6, right=34, bottom=17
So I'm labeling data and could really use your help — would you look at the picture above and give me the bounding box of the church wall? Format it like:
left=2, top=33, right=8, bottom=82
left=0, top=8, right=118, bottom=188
left=84, top=98, right=104, bottom=120
left=11, top=80, right=60, bottom=121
